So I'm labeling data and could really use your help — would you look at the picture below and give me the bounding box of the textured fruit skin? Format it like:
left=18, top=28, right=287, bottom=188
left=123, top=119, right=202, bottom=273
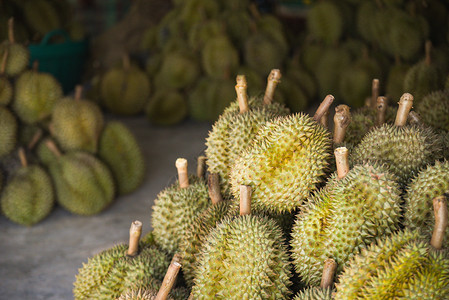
left=0, top=107, right=17, bottom=157
left=1, top=165, right=54, bottom=226
left=0, top=77, right=12, bottom=105
left=155, top=51, right=199, bottom=90
left=48, top=152, right=115, bottom=216
left=244, top=33, right=285, bottom=76
left=202, top=35, right=239, bottom=79
left=51, top=98, right=104, bottom=153
left=98, top=121, right=145, bottom=195
left=13, top=70, right=63, bottom=124
left=118, top=281, right=189, bottom=300
left=191, top=215, right=292, bottom=299
left=307, top=1, right=343, bottom=45
left=403, top=60, right=441, bottom=103
left=335, top=229, right=449, bottom=299
left=100, top=65, right=150, bottom=115
left=73, top=243, right=170, bottom=300
left=145, top=89, right=187, bottom=125
left=151, top=176, right=210, bottom=254
left=22, top=0, right=61, bottom=36
left=351, top=124, right=443, bottom=185
left=416, top=90, right=449, bottom=131
left=404, top=160, right=449, bottom=248
left=0, top=42, right=29, bottom=77
left=294, top=287, right=333, bottom=300
left=386, top=63, right=410, bottom=102
left=290, top=164, right=402, bottom=286
left=179, top=201, right=231, bottom=287
left=230, top=113, right=331, bottom=214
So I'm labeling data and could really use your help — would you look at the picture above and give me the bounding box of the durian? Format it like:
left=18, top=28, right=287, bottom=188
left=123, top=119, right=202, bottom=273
left=154, top=50, right=199, bottom=90
left=0, top=50, right=13, bottom=105
left=307, top=1, right=343, bottom=45
left=0, top=18, right=29, bottom=77
left=22, top=0, right=61, bottom=37
left=415, top=90, right=449, bottom=132
left=386, top=61, right=410, bottom=103
left=293, top=259, right=336, bottom=300
left=201, top=35, right=239, bottom=79
left=0, top=106, right=17, bottom=158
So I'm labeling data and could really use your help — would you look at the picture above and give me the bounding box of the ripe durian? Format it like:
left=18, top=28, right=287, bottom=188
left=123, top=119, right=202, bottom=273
left=73, top=221, right=171, bottom=300
left=191, top=185, right=293, bottom=299
left=100, top=55, right=150, bottom=115
left=290, top=147, right=402, bottom=286
left=98, top=121, right=145, bottom=195
left=293, top=259, right=336, bottom=300
left=145, top=89, right=187, bottom=126
left=188, top=19, right=225, bottom=51
left=22, top=0, right=61, bottom=37
left=0, top=50, right=12, bottom=105
left=415, top=90, right=449, bottom=132
left=0, top=148, right=54, bottom=226
left=0, top=18, right=29, bottom=77
left=154, top=50, right=199, bottom=90
left=307, top=1, right=343, bottom=45
left=0, top=106, right=17, bottom=158
left=13, top=61, right=63, bottom=124
left=229, top=95, right=333, bottom=214
left=386, top=61, right=410, bottom=102
left=151, top=158, right=210, bottom=254
left=276, top=73, right=309, bottom=113
left=201, top=35, right=239, bottom=79
left=50, top=86, right=104, bottom=153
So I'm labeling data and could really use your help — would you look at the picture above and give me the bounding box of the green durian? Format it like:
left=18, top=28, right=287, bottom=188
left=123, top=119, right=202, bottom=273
left=255, top=14, right=289, bottom=55
left=0, top=18, right=29, bottom=77
left=98, top=121, right=145, bottom=195
left=221, top=10, right=252, bottom=48
left=285, top=66, right=318, bottom=100
left=234, top=66, right=264, bottom=97
left=201, top=35, right=239, bottom=79
left=22, top=0, right=61, bottom=37
left=188, top=19, right=225, bottom=51
left=13, top=63, right=63, bottom=124
left=151, top=159, right=210, bottom=254
left=416, top=90, right=449, bottom=132
left=118, top=286, right=188, bottom=300
left=276, top=74, right=309, bottom=113
left=100, top=56, right=150, bottom=115
left=307, top=1, right=343, bottom=45
left=145, top=89, right=187, bottom=126
left=51, top=86, right=104, bottom=153
left=293, top=259, right=336, bottom=300
left=386, top=62, right=410, bottom=102
left=244, top=32, right=286, bottom=76
left=155, top=50, right=199, bottom=90
left=145, top=53, right=162, bottom=78
left=35, top=137, right=59, bottom=167
left=300, top=42, right=325, bottom=74
left=0, top=149, right=54, bottom=226
left=178, top=0, right=220, bottom=32
left=0, top=106, right=17, bottom=157
left=0, top=50, right=12, bottom=105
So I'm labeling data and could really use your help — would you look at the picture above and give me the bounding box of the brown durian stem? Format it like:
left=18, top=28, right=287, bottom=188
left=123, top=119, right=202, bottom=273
left=425, top=40, right=432, bottom=66
left=320, top=258, right=337, bottom=289
left=18, top=148, right=28, bottom=168
left=313, top=95, right=335, bottom=122
left=431, top=195, right=448, bottom=250
left=408, top=111, right=422, bottom=125
left=27, top=128, right=43, bottom=150
left=127, top=220, right=143, bottom=257
left=45, top=139, right=62, bottom=157
left=74, top=85, right=83, bottom=101
left=333, top=105, right=351, bottom=144
left=32, top=60, right=39, bottom=72
left=335, top=147, right=349, bottom=180
left=208, top=173, right=223, bottom=205
left=176, top=158, right=189, bottom=188
left=263, top=69, right=282, bottom=105
left=394, top=93, right=414, bottom=127
left=370, top=79, right=380, bottom=110
left=240, top=185, right=252, bottom=216
left=0, top=49, right=8, bottom=75
left=319, top=110, right=329, bottom=128
left=236, top=75, right=249, bottom=114
left=122, top=54, right=131, bottom=71
left=155, top=253, right=182, bottom=300
left=8, top=18, right=14, bottom=44
left=196, top=156, right=207, bottom=179
left=376, top=96, right=387, bottom=127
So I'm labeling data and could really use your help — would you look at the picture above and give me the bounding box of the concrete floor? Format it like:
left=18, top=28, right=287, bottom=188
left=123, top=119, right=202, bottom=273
left=0, top=116, right=212, bottom=300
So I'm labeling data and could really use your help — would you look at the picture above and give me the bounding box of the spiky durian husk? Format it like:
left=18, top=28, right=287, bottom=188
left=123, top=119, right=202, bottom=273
left=51, top=99, right=104, bottom=153
left=48, top=152, right=115, bottom=216
left=291, top=163, right=402, bottom=286
left=154, top=50, right=199, bottom=90
left=0, top=165, right=54, bottom=226
left=416, top=90, right=449, bottom=131
left=151, top=176, right=210, bottom=254
left=404, top=160, right=449, bottom=247
left=13, top=70, right=63, bottom=124
left=351, top=124, right=443, bottom=185
left=0, top=107, right=17, bottom=157
left=191, top=215, right=292, bottom=299
left=98, top=121, right=145, bottom=195
left=386, top=63, right=410, bottom=102
left=307, top=1, right=343, bottom=45
left=0, top=77, right=12, bottom=105
left=0, top=43, right=29, bottom=77
left=403, top=60, right=442, bottom=103
left=244, top=32, right=286, bottom=76
left=334, top=229, right=449, bottom=299
left=22, top=0, right=61, bottom=36
left=180, top=201, right=231, bottom=287
left=73, top=243, right=170, bottom=300
left=294, top=287, right=333, bottom=300
left=229, top=113, right=332, bottom=214
left=201, top=35, right=239, bottom=79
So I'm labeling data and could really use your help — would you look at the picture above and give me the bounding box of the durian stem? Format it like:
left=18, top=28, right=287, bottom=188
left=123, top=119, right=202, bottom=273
left=235, top=75, right=249, bottom=114
left=28, top=128, right=43, bottom=150
left=431, top=195, right=448, bottom=250
left=408, top=111, right=421, bottom=125
left=18, top=148, right=27, bottom=168
left=175, top=158, right=189, bottom=188
left=313, top=95, right=335, bottom=123
left=333, top=105, right=351, bottom=144
left=425, top=40, right=432, bottom=66
left=127, top=220, right=143, bottom=257
left=0, top=49, right=8, bottom=75
left=335, top=147, right=349, bottom=180
left=155, top=253, right=182, bottom=300
left=208, top=173, right=223, bottom=205
left=370, top=79, right=380, bottom=110
left=45, top=139, right=62, bottom=157
left=8, top=18, right=14, bottom=44
left=240, top=185, right=252, bottom=216
left=32, top=60, right=39, bottom=72
left=375, top=96, right=387, bottom=127
left=394, top=93, right=414, bottom=127
left=319, top=110, right=329, bottom=128
left=196, top=156, right=207, bottom=179
left=122, top=54, right=131, bottom=71
left=320, top=258, right=337, bottom=289
left=74, top=85, right=83, bottom=101
left=263, top=69, right=282, bottom=105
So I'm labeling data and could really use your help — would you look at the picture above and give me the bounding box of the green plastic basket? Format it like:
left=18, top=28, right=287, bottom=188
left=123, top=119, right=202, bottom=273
left=29, top=29, right=89, bottom=94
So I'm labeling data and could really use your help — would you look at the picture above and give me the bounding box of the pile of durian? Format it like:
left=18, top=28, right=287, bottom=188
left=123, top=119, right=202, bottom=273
left=74, top=69, right=449, bottom=299
left=0, top=20, right=145, bottom=226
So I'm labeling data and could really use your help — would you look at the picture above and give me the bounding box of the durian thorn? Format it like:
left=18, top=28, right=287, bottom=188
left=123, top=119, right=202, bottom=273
left=320, top=258, right=337, bottom=289
left=334, top=147, right=349, bottom=180
left=370, top=79, right=380, bottom=110
left=122, top=53, right=131, bottom=71
left=18, top=148, right=28, bottom=168
left=313, top=95, right=334, bottom=123
left=431, top=195, right=448, bottom=250
left=333, top=105, right=351, bottom=144
left=127, top=220, right=143, bottom=257
left=208, top=173, right=223, bottom=205
left=45, top=139, right=62, bottom=157
left=196, top=156, right=207, bottom=179
left=319, top=110, right=329, bottom=129
left=407, top=111, right=422, bottom=125
left=239, top=185, right=252, bottom=216
left=175, top=158, right=189, bottom=188
left=27, top=128, right=43, bottom=150
left=235, top=75, right=249, bottom=114
left=263, top=69, right=282, bottom=105
left=155, top=253, right=182, bottom=300
left=8, top=18, right=14, bottom=44
left=74, top=85, right=83, bottom=101
left=394, top=93, right=414, bottom=127
left=0, top=49, right=8, bottom=75
left=376, top=96, right=388, bottom=127
left=425, top=40, right=432, bottom=66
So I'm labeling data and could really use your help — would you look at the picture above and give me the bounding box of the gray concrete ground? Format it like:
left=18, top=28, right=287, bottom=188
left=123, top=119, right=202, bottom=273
left=0, top=116, right=212, bottom=300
